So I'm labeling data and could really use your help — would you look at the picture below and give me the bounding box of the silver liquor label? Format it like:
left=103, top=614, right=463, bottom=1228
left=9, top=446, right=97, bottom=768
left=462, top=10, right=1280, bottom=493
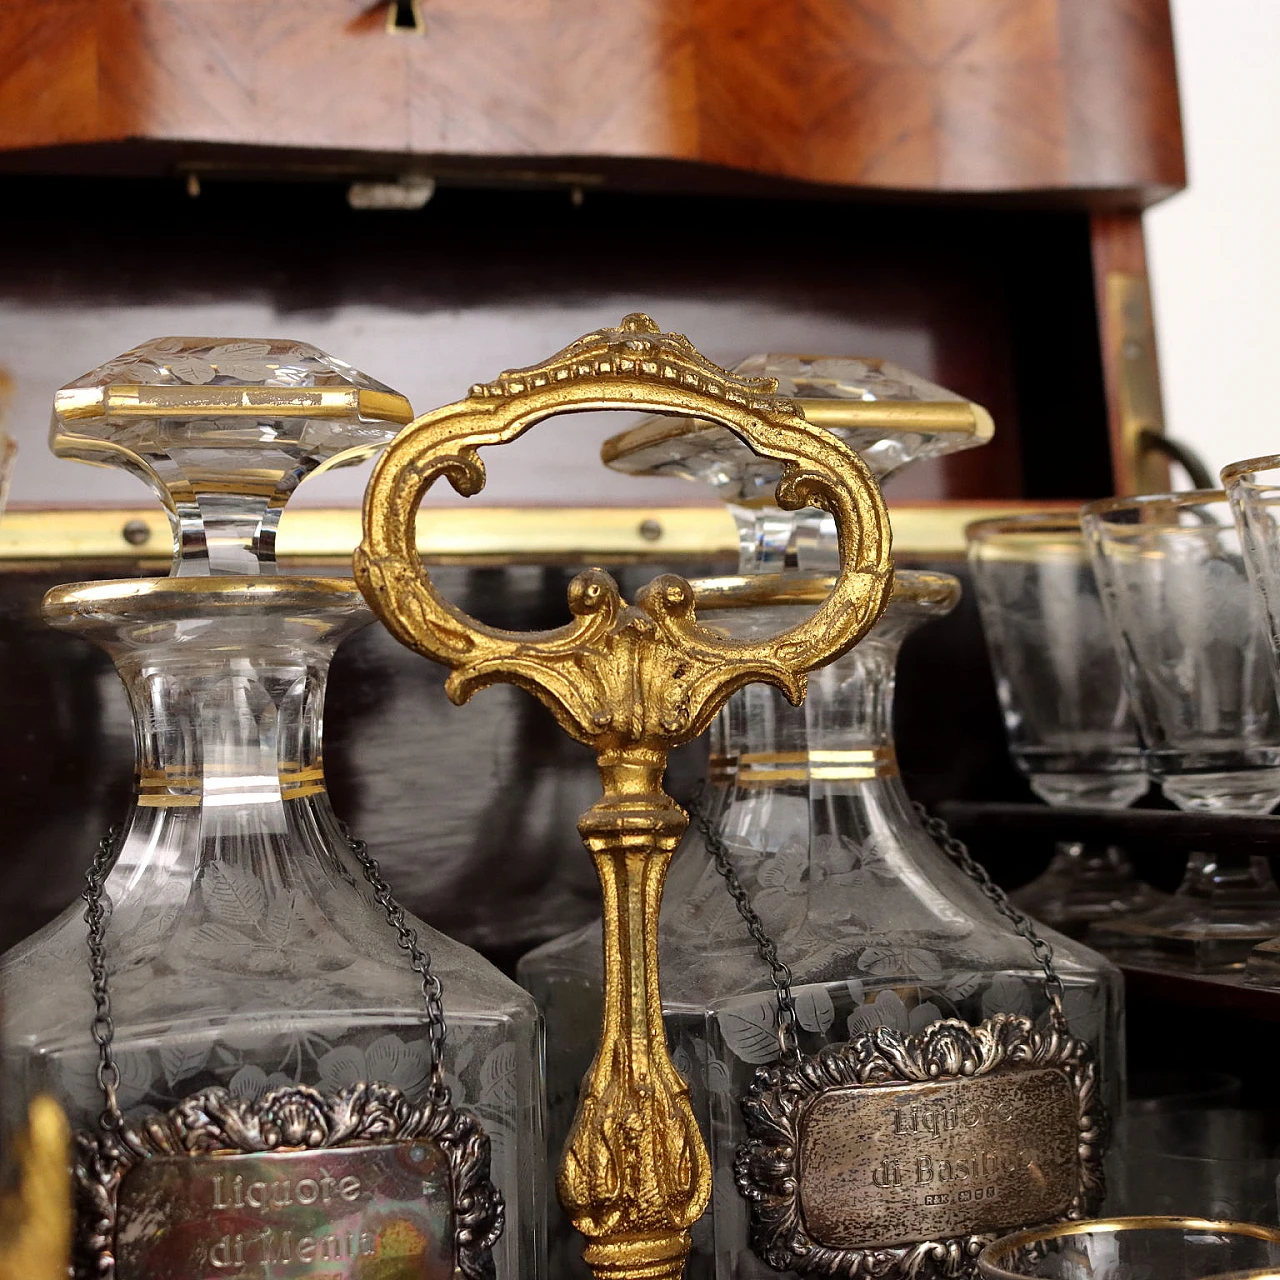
left=74, top=1082, right=503, bottom=1280
left=735, top=1014, right=1105, bottom=1279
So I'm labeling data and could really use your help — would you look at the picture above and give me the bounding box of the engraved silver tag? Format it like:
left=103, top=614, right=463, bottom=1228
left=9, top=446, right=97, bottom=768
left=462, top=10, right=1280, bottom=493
left=736, top=1014, right=1105, bottom=1278
left=74, top=1082, right=503, bottom=1280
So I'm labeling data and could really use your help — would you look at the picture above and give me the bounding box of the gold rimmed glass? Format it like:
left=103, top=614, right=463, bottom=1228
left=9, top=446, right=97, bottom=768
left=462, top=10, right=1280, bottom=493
left=1223, top=454, right=1280, bottom=979
left=966, top=513, right=1163, bottom=938
left=1223, top=454, right=1280, bottom=654
left=1081, top=490, right=1280, bottom=969
left=978, top=1217, right=1280, bottom=1280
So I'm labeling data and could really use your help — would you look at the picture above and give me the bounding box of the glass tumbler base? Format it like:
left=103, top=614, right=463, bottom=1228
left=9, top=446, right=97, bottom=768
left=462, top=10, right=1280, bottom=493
left=1090, top=898, right=1280, bottom=971
left=1246, top=935, right=1280, bottom=983
left=1011, top=848, right=1166, bottom=941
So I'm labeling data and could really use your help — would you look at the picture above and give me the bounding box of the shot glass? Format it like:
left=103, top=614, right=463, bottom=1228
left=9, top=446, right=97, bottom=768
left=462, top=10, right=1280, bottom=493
left=967, top=513, right=1163, bottom=938
left=1223, top=454, right=1280, bottom=979
left=1082, top=490, right=1280, bottom=969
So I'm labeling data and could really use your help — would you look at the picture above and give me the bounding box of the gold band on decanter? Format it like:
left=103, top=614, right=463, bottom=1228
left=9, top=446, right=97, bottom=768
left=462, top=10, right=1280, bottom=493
left=355, top=314, right=893, bottom=1280
left=718, top=746, right=900, bottom=785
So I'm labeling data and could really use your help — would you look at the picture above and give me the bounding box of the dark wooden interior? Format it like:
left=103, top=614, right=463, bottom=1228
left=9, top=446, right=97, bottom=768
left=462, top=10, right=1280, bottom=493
left=0, top=174, right=1118, bottom=503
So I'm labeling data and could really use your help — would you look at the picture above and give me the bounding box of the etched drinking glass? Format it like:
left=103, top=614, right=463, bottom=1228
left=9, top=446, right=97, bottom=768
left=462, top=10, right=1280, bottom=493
left=967, top=513, right=1163, bottom=938
left=1224, top=454, right=1280, bottom=979
left=1082, top=490, right=1280, bottom=969
left=1223, top=455, right=1280, bottom=675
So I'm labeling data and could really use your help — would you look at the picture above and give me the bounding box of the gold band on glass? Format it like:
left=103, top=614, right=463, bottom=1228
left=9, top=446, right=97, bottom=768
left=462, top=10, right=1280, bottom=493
left=715, top=746, right=900, bottom=785
left=354, top=314, right=893, bottom=1280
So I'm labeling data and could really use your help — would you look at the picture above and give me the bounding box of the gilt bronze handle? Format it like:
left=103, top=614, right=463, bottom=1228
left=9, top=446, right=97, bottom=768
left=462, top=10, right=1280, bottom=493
left=355, top=313, right=893, bottom=1280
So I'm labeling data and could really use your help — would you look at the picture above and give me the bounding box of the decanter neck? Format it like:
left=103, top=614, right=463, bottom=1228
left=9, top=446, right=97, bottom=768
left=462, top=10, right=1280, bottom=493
left=700, top=579, right=956, bottom=887
left=43, top=578, right=368, bottom=902
left=712, top=616, right=905, bottom=785
left=731, top=503, right=837, bottom=576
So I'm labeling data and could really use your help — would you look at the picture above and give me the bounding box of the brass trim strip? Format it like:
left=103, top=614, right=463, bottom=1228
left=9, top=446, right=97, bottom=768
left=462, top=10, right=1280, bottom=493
left=1103, top=272, right=1169, bottom=496
left=0, top=502, right=1079, bottom=563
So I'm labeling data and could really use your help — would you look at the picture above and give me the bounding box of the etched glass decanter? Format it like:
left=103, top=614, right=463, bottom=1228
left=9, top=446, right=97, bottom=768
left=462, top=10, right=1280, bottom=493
left=0, top=338, right=544, bottom=1280
left=523, top=356, right=1120, bottom=1280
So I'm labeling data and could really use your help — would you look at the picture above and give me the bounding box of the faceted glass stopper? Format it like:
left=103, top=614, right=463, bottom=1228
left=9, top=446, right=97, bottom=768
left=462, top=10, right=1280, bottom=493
left=52, top=337, right=412, bottom=576
left=602, top=354, right=993, bottom=500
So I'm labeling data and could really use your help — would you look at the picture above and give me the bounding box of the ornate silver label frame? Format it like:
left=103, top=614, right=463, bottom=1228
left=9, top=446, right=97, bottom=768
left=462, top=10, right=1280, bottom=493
left=735, top=1014, right=1105, bottom=1280
left=74, top=1081, right=504, bottom=1280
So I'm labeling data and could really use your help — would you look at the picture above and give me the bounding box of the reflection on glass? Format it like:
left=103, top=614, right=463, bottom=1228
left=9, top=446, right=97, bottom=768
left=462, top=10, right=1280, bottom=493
left=966, top=513, right=1162, bottom=938
left=1082, top=490, right=1280, bottom=970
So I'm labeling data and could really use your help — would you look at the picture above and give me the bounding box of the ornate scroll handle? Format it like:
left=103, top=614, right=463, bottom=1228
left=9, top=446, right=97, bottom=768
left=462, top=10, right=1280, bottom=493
left=354, top=314, right=893, bottom=1280
left=355, top=314, right=892, bottom=746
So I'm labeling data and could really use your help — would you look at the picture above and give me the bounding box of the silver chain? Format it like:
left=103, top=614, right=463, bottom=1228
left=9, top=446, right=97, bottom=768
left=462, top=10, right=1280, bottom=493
left=911, top=802, right=1066, bottom=1025
left=83, top=823, right=451, bottom=1128
left=82, top=826, right=124, bottom=1131
left=687, top=788, right=801, bottom=1063
left=686, top=787, right=1069, bottom=1050
left=346, top=830, right=450, bottom=1102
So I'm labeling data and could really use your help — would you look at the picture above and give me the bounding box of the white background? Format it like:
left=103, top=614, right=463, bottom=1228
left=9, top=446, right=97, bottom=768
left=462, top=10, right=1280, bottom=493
left=1146, top=0, right=1280, bottom=481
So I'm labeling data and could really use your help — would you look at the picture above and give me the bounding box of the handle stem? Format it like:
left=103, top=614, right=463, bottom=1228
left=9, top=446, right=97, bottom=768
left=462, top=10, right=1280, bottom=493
left=559, top=752, right=711, bottom=1280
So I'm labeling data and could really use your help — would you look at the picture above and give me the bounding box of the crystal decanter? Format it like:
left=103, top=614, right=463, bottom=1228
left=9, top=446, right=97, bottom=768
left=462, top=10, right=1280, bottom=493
left=522, top=356, right=1119, bottom=1280
left=0, top=339, right=545, bottom=1280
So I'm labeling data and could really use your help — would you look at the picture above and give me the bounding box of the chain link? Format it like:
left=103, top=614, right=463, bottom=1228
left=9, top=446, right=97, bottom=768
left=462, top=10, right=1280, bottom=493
left=346, top=832, right=450, bottom=1101
left=84, top=824, right=451, bottom=1123
left=912, top=802, right=1066, bottom=1025
left=685, top=788, right=1069, bottom=1050
left=82, top=825, right=124, bottom=1131
left=687, top=786, right=801, bottom=1063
